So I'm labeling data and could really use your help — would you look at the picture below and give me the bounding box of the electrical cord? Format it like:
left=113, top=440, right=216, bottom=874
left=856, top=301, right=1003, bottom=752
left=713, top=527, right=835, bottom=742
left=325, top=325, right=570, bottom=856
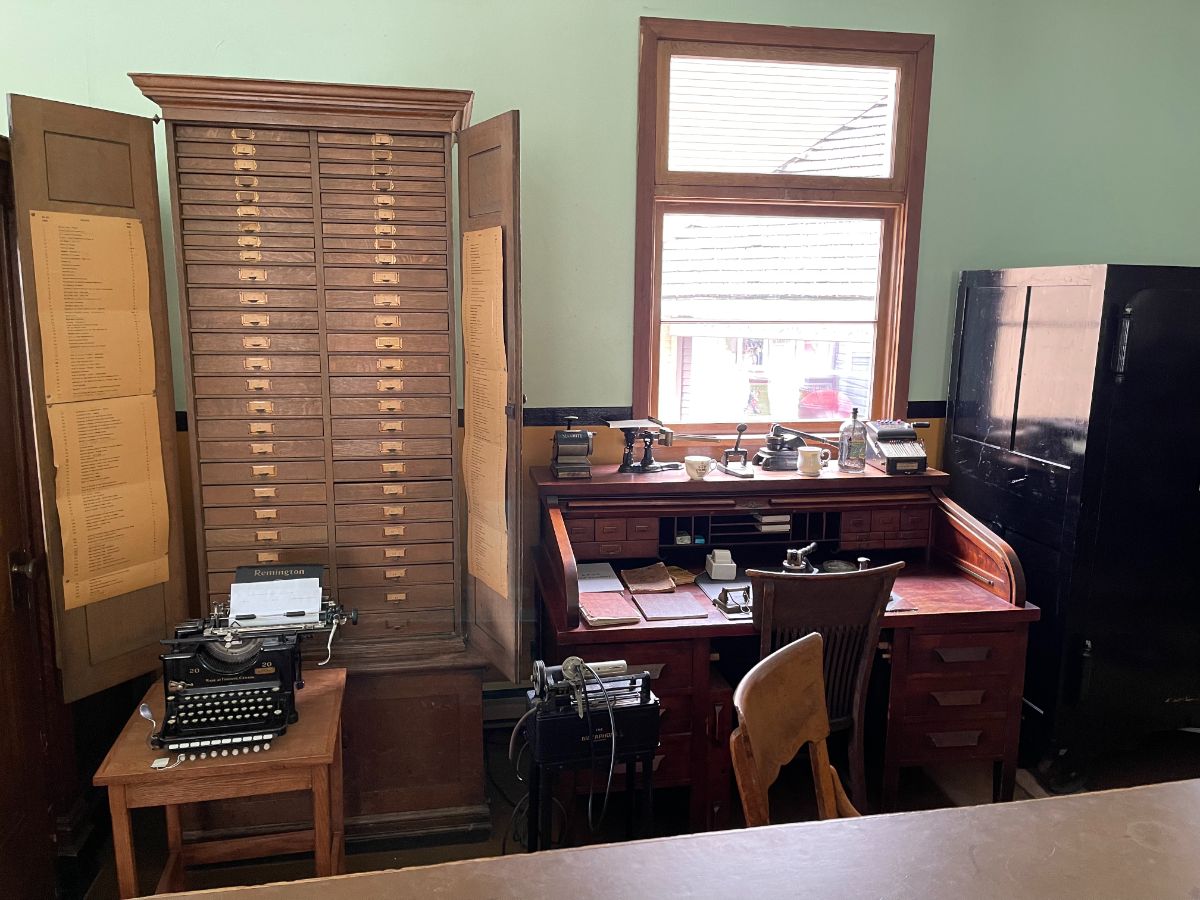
left=583, top=662, right=617, bottom=833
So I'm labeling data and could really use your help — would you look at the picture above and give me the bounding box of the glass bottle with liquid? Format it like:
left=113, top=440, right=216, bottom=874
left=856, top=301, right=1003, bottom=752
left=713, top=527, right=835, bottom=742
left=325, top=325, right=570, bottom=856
left=838, top=407, right=867, bottom=472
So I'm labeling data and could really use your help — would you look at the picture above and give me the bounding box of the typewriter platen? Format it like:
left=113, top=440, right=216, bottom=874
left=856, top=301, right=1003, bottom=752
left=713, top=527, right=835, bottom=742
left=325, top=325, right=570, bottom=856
left=153, top=567, right=355, bottom=754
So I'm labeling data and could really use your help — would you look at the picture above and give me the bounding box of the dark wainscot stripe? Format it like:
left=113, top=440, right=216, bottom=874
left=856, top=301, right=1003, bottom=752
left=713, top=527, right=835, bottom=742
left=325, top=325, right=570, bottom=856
left=905, top=400, right=947, bottom=420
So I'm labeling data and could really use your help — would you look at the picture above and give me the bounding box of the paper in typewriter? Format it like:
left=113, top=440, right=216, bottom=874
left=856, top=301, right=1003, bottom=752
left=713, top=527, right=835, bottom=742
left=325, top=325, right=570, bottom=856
left=30, top=211, right=170, bottom=608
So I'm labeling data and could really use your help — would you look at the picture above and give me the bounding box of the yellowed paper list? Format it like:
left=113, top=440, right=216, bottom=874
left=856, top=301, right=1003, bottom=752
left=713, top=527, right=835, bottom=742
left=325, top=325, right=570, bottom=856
left=49, top=395, right=170, bottom=609
left=461, top=227, right=507, bottom=372
left=28, top=210, right=155, bottom=404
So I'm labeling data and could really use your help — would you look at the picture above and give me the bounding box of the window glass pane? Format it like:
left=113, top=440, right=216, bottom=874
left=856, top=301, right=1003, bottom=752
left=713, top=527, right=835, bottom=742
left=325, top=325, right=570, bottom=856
left=660, top=213, right=883, bottom=324
left=668, top=55, right=898, bottom=177
left=657, top=323, right=874, bottom=424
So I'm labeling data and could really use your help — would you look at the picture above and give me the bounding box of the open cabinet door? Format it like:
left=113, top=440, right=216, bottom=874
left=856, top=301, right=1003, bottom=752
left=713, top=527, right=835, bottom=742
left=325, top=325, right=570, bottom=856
left=8, top=95, right=186, bottom=702
left=458, top=111, right=522, bottom=681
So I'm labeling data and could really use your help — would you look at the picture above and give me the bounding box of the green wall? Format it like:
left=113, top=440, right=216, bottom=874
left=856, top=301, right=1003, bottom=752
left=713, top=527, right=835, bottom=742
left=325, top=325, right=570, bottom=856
left=5, top=0, right=1199, bottom=406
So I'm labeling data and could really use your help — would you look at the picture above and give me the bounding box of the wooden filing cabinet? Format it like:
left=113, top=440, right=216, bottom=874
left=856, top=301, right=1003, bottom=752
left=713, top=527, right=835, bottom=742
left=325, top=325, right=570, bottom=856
left=134, top=75, right=525, bottom=842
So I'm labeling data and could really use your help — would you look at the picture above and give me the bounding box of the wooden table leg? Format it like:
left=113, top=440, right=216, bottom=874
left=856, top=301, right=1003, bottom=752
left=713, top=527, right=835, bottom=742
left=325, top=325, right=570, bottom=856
left=161, top=804, right=185, bottom=892
left=108, top=784, right=138, bottom=900
left=331, top=727, right=345, bottom=873
left=164, top=804, right=183, bottom=853
left=312, top=765, right=333, bottom=877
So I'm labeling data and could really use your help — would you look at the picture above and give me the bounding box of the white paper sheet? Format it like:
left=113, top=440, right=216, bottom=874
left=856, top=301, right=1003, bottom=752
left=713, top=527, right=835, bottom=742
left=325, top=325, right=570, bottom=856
left=577, top=562, right=625, bottom=594
left=229, top=578, right=322, bottom=625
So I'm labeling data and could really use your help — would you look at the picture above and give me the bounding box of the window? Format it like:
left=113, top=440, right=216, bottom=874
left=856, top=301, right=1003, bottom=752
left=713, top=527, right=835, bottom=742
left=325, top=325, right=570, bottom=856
left=634, top=19, right=934, bottom=429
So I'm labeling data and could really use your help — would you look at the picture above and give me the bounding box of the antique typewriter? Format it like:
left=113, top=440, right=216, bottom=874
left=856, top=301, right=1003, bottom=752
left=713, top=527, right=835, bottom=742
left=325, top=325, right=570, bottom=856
left=151, top=566, right=354, bottom=755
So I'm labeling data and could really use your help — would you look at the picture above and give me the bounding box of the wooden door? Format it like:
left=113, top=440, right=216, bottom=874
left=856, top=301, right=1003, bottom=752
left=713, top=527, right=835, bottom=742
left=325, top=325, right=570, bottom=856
left=7, top=95, right=186, bottom=701
left=0, top=139, right=55, bottom=900
left=458, top=111, right=522, bottom=681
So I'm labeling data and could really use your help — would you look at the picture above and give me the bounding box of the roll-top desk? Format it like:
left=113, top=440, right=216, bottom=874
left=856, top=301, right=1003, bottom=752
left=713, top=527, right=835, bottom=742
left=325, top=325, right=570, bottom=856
left=532, top=465, right=1038, bottom=822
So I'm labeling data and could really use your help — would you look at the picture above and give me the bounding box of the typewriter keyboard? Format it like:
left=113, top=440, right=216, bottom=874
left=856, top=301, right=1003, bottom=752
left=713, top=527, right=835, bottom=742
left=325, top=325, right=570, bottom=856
left=161, top=683, right=289, bottom=754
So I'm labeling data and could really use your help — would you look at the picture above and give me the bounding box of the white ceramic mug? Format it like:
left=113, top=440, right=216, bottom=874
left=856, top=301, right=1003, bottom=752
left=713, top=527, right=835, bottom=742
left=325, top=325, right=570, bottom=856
left=684, top=455, right=717, bottom=480
left=797, top=446, right=831, bottom=476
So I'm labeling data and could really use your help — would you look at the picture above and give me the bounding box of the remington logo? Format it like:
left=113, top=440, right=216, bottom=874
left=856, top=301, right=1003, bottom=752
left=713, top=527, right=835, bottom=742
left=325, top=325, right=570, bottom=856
left=252, top=567, right=308, bottom=578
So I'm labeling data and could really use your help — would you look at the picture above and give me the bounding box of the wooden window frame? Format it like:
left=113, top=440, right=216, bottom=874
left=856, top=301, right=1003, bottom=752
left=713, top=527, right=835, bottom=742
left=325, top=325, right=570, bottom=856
left=633, top=18, right=935, bottom=432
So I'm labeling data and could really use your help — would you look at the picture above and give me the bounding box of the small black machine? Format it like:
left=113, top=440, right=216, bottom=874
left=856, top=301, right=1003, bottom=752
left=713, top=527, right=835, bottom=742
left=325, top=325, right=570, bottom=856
left=150, top=565, right=355, bottom=753
left=550, top=415, right=594, bottom=479
left=864, top=419, right=929, bottom=474
left=752, top=423, right=829, bottom=471
left=608, top=417, right=682, bottom=474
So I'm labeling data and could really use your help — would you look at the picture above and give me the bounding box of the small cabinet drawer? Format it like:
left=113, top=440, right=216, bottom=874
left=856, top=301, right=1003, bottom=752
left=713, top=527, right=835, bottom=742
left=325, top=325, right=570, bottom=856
left=332, top=458, right=453, bottom=481
left=189, top=310, right=320, bottom=333
left=204, top=505, right=327, bottom=527
left=195, top=418, right=323, bottom=439
left=176, top=157, right=312, bottom=176
left=595, top=519, right=627, bottom=541
left=327, top=355, right=450, bottom=374
left=326, top=332, right=450, bottom=353
left=334, top=500, right=454, bottom=523
left=628, top=517, right=659, bottom=540
left=338, top=583, right=455, bottom=611
left=191, top=333, right=321, bottom=354
left=571, top=540, right=658, bottom=561
left=900, top=507, right=931, bottom=531
left=325, top=311, right=449, bottom=332
left=181, top=205, right=315, bottom=226
left=323, top=267, right=446, bottom=289
left=204, top=524, right=328, bottom=548
left=207, top=546, right=330, bottom=571
left=320, top=222, right=447, bottom=238
left=184, top=247, right=316, bottom=264
left=179, top=190, right=313, bottom=208
left=336, top=542, right=454, bottom=567
left=319, top=180, right=447, bottom=198
left=186, top=264, right=317, bottom=286
left=175, top=141, right=311, bottom=161
left=907, top=631, right=1022, bottom=677
left=195, top=397, right=323, bottom=418
left=187, top=288, right=317, bottom=309
left=317, top=131, right=443, bottom=150
left=333, top=480, right=453, bottom=502
left=894, top=717, right=1009, bottom=764
left=338, top=563, right=455, bottom=587
left=329, top=396, right=452, bottom=417
left=320, top=206, right=445, bottom=224
left=191, top=354, right=321, bottom=374
left=176, top=125, right=309, bottom=144
left=193, top=375, right=322, bottom=396
left=324, top=291, right=448, bottom=311
left=183, top=218, right=314, bottom=236
left=182, top=202, right=314, bottom=220
left=899, top=674, right=1012, bottom=722
left=202, top=483, right=328, bottom=506
left=334, top=521, right=455, bottom=545
left=564, top=519, right=594, bottom=543
left=656, top=692, right=694, bottom=737
left=842, top=510, right=871, bottom=534
left=327, top=375, right=451, bottom=396
left=197, top=439, right=325, bottom=461
left=871, top=509, right=901, bottom=532
left=199, top=460, right=326, bottom=485
left=331, top=417, right=451, bottom=438
left=346, top=608, right=456, bottom=642
left=331, top=438, right=451, bottom=459
left=320, top=191, right=445, bottom=209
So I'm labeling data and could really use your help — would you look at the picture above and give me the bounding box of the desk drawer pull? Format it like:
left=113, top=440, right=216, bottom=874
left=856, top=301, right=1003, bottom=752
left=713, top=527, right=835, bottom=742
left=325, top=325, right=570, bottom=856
left=374, top=223, right=396, bottom=235
left=377, top=379, right=404, bottom=392
left=254, top=509, right=278, bottom=520
left=376, top=254, right=398, bottom=265
left=238, top=235, right=262, bottom=247
left=239, top=221, right=261, bottom=233
left=248, top=422, right=273, bottom=435
left=239, top=249, right=262, bottom=261
left=371, top=133, right=394, bottom=145
left=253, top=487, right=277, bottom=498
left=927, top=730, right=983, bottom=749
left=235, top=176, right=259, bottom=189
left=378, top=399, right=404, bottom=412
left=383, top=505, right=405, bottom=517
left=371, top=154, right=392, bottom=165
left=256, top=530, right=280, bottom=543
left=239, top=268, right=267, bottom=282
left=231, top=143, right=256, bottom=157
left=373, top=195, right=395, bottom=207
left=379, top=420, right=404, bottom=433
left=372, top=180, right=395, bottom=192
left=233, top=159, right=257, bottom=171
left=385, top=567, right=408, bottom=579
left=374, top=238, right=397, bottom=251
left=930, top=689, right=986, bottom=707
left=256, top=551, right=279, bottom=563
left=246, top=378, right=271, bottom=391
left=383, top=484, right=406, bottom=496
left=250, top=442, right=274, bottom=455
left=251, top=465, right=277, bottom=477
left=247, top=400, right=274, bottom=414
left=242, top=336, right=270, bottom=350
left=384, top=525, right=407, bottom=537
left=230, top=128, right=256, bottom=140
left=239, top=291, right=268, bottom=305
left=381, top=462, right=407, bottom=475
left=385, top=548, right=407, bottom=559
left=373, top=293, right=401, bottom=308
left=235, top=190, right=260, bottom=203
left=244, top=357, right=271, bottom=370
left=375, top=209, right=395, bottom=221
left=386, top=592, right=407, bottom=602
left=380, top=441, right=404, bottom=454
left=377, top=358, right=404, bottom=371
left=376, top=337, right=403, bottom=350
left=241, top=313, right=269, bottom=327
left=935, top=647, right=991, bottom=664
left=373, top=271, right=400, bottom=285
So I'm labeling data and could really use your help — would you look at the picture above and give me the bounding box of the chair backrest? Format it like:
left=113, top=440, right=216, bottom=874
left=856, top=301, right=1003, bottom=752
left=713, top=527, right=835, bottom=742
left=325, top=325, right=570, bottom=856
left=748, top=561, right=904, bottom=729
left=730, top=632, right=858, bottom=825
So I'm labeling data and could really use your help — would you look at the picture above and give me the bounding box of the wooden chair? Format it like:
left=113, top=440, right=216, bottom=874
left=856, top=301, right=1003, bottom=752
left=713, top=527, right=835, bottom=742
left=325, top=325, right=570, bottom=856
left=746, top=560, right=905, bottom=811
left=730, top=632, right=859, bottom=826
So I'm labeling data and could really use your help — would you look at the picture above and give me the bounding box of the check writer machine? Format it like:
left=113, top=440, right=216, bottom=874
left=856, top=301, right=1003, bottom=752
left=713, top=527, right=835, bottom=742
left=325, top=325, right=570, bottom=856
left=146, top=565, right=356, bottom=755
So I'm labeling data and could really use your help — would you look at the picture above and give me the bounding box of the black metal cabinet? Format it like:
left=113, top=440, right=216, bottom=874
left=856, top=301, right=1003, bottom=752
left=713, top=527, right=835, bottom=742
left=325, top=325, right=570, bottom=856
left=945, top=265, right=1200, bottom=788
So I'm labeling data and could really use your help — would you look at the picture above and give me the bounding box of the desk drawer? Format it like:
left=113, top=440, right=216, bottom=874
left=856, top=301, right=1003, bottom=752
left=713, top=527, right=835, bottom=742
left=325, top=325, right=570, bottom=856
left=204, top=524, right=328, bottom=549
left=324, top=268, right=446, bottom=289
left=327, top=333, right=450, bottom=353
left=572, top=540, right=658, bottom=561
left=592, top=641, right=694, bottom=694
left=194, top=375, right=322, bottom=397
left=348, top=607, right=456, bottom=642
left=331, top=417, right=451, bottom=438
left=176, top=125, right=309, bottom=145
left=329, top=396, right=452, bottom=417
left=191, top=354, right=321, bottom=374
left=195, top=418, right=323, bottom=440
left=192, top=333, right=321, bottom=354
left=564, top=519, right=594, bottom=543
left=894, top=717, right=1009, bottom=764
left=325, top=311, right=449, bottom=332
left=204, top=505, right=327, bottom=527
left=334, top=521, right=455, bottom=545
left=656, top=692, right=693, bottom=737
left=184, top=218, right=315, bottom=236
left=197, top=439, right=325, bottom=461
left=188, top=289, right=317, bottom=310
left=332, top=438, right=451, bottom=459
left=202, top=483, right=328, bottom=506
left=186, top=264, right=317, bottom=286
left=336, top=543, right=454, bottom=567
left=332, top=459, right=452, bottom=481
left=899, top=674, right=1012, bottom=722
left=338, top=583, right=455, bottom=611
left=906, top=631, right=1023, bottom=677
left=594, top=519, right=627, bottom=541
left=328, top=355, right=449, bottom=375
left=338, top=563, right=455, bottom=587
left=328, top=376, right=451, bottom=397
left=579, top=733, right=691, bottom=791
left=195, top=397, right=324, bottom=418
left=317, top=131, right=443, bottom=150
left=842, top=510, right=871, bottom=534
left=333, top=480, right=453, bottom=502
left=334, top=500, right=454, bottom=523
left=325, top=291, right=448, bottom=312
left=207, top=547, right=330, bottom=570
left=200, top=460, right=326, bottom=485
left=628, top=517, right=659, bottom=540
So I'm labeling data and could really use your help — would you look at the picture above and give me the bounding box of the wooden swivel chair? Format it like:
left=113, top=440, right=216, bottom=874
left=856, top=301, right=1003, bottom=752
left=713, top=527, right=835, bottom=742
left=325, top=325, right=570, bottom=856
left=730, top=632, right=859, bottom=826
left=746, top=560, right=904, bottom=811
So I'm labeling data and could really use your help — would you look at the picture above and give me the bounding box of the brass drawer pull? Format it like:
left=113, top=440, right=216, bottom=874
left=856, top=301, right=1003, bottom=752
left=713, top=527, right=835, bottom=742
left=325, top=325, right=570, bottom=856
left=231, top=143, right=256, bottom=156
left=930, top=689, right=986, bottom=707
left=384, top=525, right=407, bottom=537
left=377, top=358, right=404, bottom=371
left=371, top=133, right=394, bottom=146
left=238, top=235, right=262, bottom=247
left=239, top=268, right=267, bottom=282
left=927, top=730, right=983, bottom=749
left=377, top=379, right=404, bottom=392
left=243, top=357, right=271, bottom=370
left=373, top=195, right=395, bottom=207
left=254, top=509, right=278, bottom=520
left=250, top=442, right=274, bottom=455
left=934, top=646, right=991, bottom=664
left=374, top=238, right=396, bottom=251
left=233, top=159, right=258, bottom=171
left=248, top=422, right=274, bottom=434
left=379, top=441, right=404, bottom=454
left=235, top=190, right=260, bottom=203
left=241, top=313, right=269, bottom=327
left=373, top=294, right=401, bottom=308
left=383, top=505, right=406, bottom=516
left=239, top=250, right=263, bottom=262
left=234, top=176, right=259, bottom=189
left=385, top=548, right=407, bottom=559
left=236, top=205, right=260, bottom=217
left=371, top=154, right=392, bottom=165
left=378, top=400, right=404, bottom=412
left=239, top=222, right=261, bottom=233
left=375, top=209, right=395, bottom=221
left=385, top=567, right=408, bottom=579
left=386, top=592, right=407, bottom=602
left=239, top=291, right=268, bottom=305
left=253, top=487, right=277, bottom=498
left=374, top=315, right=401, bottom=328
left=375, top=254, right=398, bottom=265
left=372, top=180, right=395, bottom=192
left=242, top=336, right=270, bottom=350
left=247, top=400, right=274, bottom=414
left=256, top=530, right=280, bottom=543
left=376, top=337, right=403, bottom=350
left=374, top=223, right=396, bottom=235
left=256, top=551, right=279, bottom=563
left=246, top=378, right=271, bottom=391
left=383, top=484, right=406, bottom=496
left=230, top=128, right=256, bottom=140
left=379, top=420, right=403, bottom=433
left=251, top=465, right=277, bottom=477
left=381, top=462, right=407, bottom=475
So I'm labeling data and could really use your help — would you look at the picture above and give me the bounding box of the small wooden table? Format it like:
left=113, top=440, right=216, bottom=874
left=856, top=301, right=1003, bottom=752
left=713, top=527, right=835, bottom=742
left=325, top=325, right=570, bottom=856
left=94, top=667, right=347, bottom=898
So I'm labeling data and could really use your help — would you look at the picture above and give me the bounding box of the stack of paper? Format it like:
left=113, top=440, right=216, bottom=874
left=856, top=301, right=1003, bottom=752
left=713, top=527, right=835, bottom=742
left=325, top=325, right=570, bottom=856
left=620, top=562, right=675, bottom=593
left=229, top=577, right=322, bottom=627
